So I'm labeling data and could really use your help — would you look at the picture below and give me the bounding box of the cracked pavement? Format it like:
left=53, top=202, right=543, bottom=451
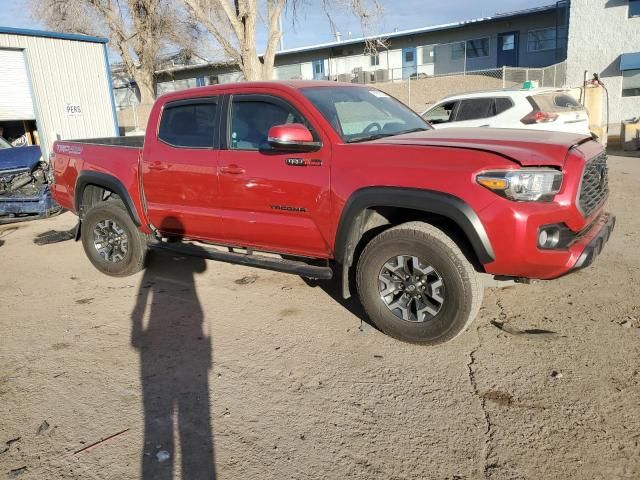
left=1, top=154, right=639, bottom=479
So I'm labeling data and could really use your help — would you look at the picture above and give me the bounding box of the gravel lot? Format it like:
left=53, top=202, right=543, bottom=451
left=1, top=154, right=639, bottom=480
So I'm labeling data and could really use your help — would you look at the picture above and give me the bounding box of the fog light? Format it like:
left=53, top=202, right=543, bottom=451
left=538, top=227, right=560, bottom=249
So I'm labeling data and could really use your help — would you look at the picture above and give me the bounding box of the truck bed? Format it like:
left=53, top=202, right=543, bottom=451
left=51, top=137, right=145, bottom=219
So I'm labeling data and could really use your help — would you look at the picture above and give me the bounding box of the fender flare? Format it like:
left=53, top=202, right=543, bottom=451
left=334, top=186, right=495, bottom=272
left=74, top=171, right=142, bottom=226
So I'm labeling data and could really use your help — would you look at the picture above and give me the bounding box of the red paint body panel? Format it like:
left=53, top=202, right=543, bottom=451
left=51, top=81, right=611, bottom=280
left=50, top=142, right=152, bottom=233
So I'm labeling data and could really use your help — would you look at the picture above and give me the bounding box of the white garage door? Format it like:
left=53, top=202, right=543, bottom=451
left=0, top=49, right=35, bottom=121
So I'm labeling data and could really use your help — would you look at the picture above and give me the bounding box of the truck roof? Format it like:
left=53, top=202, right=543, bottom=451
left=156, top=80, right=370, bottom=102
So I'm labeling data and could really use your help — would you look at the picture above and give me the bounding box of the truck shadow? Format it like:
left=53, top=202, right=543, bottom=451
left=131, top=217, right=216, bottom=479
left=301, top=276, right=381, bottom=333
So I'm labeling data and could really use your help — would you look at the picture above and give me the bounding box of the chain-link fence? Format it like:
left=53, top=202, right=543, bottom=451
left=366, top=61, right=568, bottom=112
left=116, top=60, right=568, bottom=132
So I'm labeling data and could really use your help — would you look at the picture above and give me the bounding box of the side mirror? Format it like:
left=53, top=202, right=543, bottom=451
left=267, top=123, right=321, bottom=152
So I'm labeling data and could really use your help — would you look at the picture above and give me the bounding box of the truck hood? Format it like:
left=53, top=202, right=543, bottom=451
left=0, top=145, right=42, bottom=173
left=370, top=128, right=591, bottom=167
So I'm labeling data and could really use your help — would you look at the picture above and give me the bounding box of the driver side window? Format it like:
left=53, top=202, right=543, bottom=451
left=230, top=98, right=304, bottom=150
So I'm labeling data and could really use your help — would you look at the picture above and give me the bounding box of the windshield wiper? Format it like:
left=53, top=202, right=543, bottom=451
left=346, top=127, right=431, bottom=144
left=346, top=132, right=396, bottom=143
left=396, top=127, right=430, bottom=135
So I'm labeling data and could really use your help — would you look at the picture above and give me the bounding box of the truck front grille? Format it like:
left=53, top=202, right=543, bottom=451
left=578, top=152, right=609, bottom=217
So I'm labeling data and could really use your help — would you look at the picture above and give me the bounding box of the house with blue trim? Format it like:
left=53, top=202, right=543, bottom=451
left=121, top=2, right=569, bottom=100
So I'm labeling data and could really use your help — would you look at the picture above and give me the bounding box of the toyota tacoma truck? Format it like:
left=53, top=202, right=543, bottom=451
left=50, top=81, right=614, bottom=344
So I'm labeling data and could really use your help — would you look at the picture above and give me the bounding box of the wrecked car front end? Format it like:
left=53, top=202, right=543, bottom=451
left=0, top=142, right=61, bottom=224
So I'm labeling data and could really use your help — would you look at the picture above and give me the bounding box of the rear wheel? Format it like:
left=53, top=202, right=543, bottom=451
left=356, top=222, right=483, bottom=344
left=81, top=198, right=149, bottom=277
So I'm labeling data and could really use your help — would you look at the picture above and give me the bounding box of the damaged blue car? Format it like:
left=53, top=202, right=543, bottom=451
left=0, top=137, right=60, bottom=224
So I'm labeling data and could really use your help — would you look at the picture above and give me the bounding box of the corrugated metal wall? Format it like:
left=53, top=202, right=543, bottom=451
left=0, top=33, right=117, bottom=160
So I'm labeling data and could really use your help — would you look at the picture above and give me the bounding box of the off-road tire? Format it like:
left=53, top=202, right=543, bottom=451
left=356, top=222, right=483, bottom=344
left=81, top=198, right=149, bottom=277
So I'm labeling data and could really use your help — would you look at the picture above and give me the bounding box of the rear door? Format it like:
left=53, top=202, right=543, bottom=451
left=312, top=60, right=325, bottom=80
left=218, top=93, right=331, bottom=258
left=141, top=96, right=225, bottom=240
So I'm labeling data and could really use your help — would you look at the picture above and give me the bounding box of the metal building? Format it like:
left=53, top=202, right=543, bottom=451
left=0, top=27, right=118, bottom=161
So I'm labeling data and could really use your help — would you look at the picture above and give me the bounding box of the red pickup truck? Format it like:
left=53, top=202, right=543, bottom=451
left=51, top=81, right=614, bottom=344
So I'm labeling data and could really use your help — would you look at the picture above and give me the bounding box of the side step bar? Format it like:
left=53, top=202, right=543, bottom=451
left=149, top=242, right=333, bottom=280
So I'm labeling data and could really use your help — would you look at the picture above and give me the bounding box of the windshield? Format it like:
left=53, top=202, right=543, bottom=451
left=0, top=137, right=11, bottom=149
left=301, top=86, right=431, bottom=143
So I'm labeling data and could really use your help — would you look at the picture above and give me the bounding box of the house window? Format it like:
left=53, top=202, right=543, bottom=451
left=404, top=50, right=415, bottom=63
left=370, top=54, right=380, bottom=66
left=420, top=46, right=434, bottom=64
left=466, top=38, right=489, bottom=58
left=622, top=69, right=640, bottom=97
left=528, top=28, right=557, bottom=52
left=555, top=26, right=569, bottom=50
left=501, top=34, right=516, bottom=51
left=451, top=41, right=465, bottom=60
left=630, top=0, right=640, bottom=18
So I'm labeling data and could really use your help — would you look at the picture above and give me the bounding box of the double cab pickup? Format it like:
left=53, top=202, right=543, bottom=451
left=51, top=81, right=614, bottom=344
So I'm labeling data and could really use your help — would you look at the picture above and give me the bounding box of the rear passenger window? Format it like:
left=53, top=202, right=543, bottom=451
left=455, top=98, right=495, bottom=121
left=495, top=97, right=513, bottom=115
left=158, top=101, right=217, bottom=148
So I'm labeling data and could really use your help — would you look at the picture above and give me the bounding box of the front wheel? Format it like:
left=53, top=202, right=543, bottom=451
left=81, top=198, right=149, bottom=277
left=356, top=222, right=483, bottom=344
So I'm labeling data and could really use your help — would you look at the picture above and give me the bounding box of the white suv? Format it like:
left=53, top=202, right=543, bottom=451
left=421, top=88, right=590, bottom=136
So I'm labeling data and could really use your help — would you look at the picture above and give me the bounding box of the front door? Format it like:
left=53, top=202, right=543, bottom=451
left=402, top=47, right=417, bottom=79
left=312, top=59, right=325, bottom=80
left=497, top=31, right=519, bottom=67
left=141, top=96, right=225, bottom=241
left=218, top=93, right=331, bottom=258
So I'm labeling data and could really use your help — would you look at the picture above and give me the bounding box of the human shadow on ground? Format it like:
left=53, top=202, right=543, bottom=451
left=131, top=217, right=216, bottom=479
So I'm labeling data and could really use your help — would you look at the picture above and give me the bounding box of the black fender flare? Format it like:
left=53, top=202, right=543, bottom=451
left=75, top=171, right=142, bottom=226
left=334, top=187, right=495, bottom=296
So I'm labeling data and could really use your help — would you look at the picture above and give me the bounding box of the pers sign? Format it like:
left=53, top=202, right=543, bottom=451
left=65, top=103, right=82, bottom=116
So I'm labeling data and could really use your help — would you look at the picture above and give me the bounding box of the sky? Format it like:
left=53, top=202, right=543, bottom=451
left=1, top=0, right=553, bottom=54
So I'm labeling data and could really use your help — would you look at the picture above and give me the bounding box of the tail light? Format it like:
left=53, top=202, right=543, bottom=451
left=520, top=110, right=559, bottom=124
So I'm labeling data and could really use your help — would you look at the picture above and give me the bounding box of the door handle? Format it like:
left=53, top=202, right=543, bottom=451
left=220, top=164, right=246, bottom=175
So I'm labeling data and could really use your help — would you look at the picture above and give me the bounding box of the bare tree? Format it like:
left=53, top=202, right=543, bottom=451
left=182, top=0, right=382, bottom=81
left=32, top=0, right=198, bottom=104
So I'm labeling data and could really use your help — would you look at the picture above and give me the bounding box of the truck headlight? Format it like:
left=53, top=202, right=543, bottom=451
left=476, top=168, right=563, bottom=202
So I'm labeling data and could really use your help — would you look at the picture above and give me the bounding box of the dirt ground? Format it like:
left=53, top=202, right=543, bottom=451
left=1, top=154, right=639, bottom=480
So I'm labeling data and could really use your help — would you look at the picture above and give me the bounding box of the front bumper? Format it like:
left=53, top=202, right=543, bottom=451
left=571, top=213, right=615, bottom=271
left=0, top=185, right=59, bottom=217
left=481, top=203, right=615, bottom=280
